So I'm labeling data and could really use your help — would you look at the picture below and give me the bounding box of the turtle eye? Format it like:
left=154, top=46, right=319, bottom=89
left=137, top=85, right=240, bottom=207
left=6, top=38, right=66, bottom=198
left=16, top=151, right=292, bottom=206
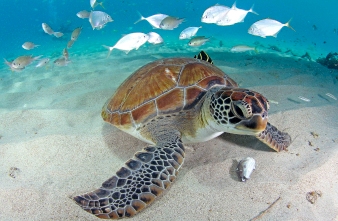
left=231, top=100, right=252, bottom=119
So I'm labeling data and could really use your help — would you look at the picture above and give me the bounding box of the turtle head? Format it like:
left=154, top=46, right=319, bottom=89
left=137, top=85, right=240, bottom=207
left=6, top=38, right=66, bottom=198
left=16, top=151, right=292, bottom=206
left=209, top=88, right=270, bottom=135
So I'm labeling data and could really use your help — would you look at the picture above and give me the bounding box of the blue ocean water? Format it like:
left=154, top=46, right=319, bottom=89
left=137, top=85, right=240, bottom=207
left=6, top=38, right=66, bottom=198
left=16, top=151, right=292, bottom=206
left=1, top=0, right=337, bottom=64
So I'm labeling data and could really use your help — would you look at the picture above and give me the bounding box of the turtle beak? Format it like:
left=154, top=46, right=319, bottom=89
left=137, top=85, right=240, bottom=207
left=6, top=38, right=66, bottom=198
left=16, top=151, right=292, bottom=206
left=235, top=113, right=268, bottom=134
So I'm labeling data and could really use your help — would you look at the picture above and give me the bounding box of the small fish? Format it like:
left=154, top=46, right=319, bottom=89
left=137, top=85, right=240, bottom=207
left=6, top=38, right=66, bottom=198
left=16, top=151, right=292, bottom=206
left=248, top=18, right=295, bottom=38
left=269, top=99, right=279, bottom=104
left=4, top=58, right=25, bottom=72
left=90, top=0, right=104, bottom=9
left=237, top=157, right=256, bottom=182
left=11, top=55, right=42, bottom=69
left=36, top=58, right=50, bottom=67
left=42, top=23, right=54, bottom=35
left=42, top=23, right=64, bottom=38
left=298, top=96, right=310, bottom=102
left=134, top=13, right=169, bottom=29
left=325, top=93, right=337, bottom=100
left=67, top=40, right=75, bottom=49
left=53, top=32, right=64, bottom=38
left=147, top=32, right=163, bottom=45
left=76, top=10, right=90, bottom=19
left=194, top=51, right=213, bottom=64
left=71, top=27, right=82, bottom=41
left=54, top=57, right=71, bottom=66
left=268, top=45, right=282, bottom=52
left=103, top=32, right=149, bottom=57
left=22, top=42, right=39, bottom=50
left=217, top=3, right=258, bottom=26
left=301, top=52, right=312, bottom=61
left=179, top=26, right=202, bottom=39
left=188, top=36, right=210, bottom=47
left=312, top=25, right=317, bottom=30
left=201, top=4, right=230, bottom=24
left=89, top=11, right=113, bottom=30
left=230, top=45, right=257, bottom=53
left=159, top=16, right=185, bottom=30
left=63, top=48, right=69, bottom=60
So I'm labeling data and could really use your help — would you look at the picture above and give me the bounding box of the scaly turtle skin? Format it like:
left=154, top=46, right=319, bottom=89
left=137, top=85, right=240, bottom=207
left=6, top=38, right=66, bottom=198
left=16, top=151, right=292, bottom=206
left=74, top=52, right=291, bottom=219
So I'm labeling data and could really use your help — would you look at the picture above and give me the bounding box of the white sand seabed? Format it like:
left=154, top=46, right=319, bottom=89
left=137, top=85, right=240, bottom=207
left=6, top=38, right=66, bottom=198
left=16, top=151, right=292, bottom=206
left=0, top=49, right=337, bottom=220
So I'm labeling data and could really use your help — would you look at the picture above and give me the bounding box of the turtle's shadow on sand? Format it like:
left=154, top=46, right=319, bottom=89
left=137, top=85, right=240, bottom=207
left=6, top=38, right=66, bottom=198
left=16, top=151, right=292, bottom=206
left=182, top=133, right=272, bottom=172
left=101, top=124, right=145, bottom=161
left=101, top=123, right=272, bottom=173
left=219, top=133, right=272, bottom=152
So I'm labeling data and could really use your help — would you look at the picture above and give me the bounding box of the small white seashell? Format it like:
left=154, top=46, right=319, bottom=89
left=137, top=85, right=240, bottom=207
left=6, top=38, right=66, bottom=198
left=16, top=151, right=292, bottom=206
left=298, top=96, right=310, bottom=102
left=237, top=157, right=256, bottom=182
left=325, top=93, right=337, bottom=100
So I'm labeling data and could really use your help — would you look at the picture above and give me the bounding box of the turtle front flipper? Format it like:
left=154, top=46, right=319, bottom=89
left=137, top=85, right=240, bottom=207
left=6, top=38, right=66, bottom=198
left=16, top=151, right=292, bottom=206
left=73, top=139, right=185, bottom=219
left=256, top=122, right=291, bottom=152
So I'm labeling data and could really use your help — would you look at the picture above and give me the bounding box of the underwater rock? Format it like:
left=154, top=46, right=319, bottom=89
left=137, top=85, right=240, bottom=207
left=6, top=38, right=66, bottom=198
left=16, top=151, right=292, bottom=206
left=316, top=52, right=338, bottom=69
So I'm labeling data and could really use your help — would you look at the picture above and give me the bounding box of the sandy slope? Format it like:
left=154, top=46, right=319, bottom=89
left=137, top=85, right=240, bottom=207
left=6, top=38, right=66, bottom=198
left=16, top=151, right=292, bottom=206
left=0, top=49, right=337, bottom=220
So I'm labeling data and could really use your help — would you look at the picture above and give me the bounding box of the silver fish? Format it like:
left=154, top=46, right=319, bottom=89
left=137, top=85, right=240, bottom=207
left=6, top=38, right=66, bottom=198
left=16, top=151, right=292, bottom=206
left=67, top=40, right=75, bottom=49
left=53, top=32, right=64, bottom=38
left=230, top=45, right=257, bottom=53
left=36, top=58, right=50, bottom=67
left=159, top=16, right=185, bottom=30
left=54, top=57, right=71, bottom=66
left=89, top=11, right=113, bottom=30
left=90, top=0, right=104, bottom=9
left=216, top=3, right=258, bottom=26
left=179, top=26, right=202, bottom=39
left=11, top=55, right=42, bottom=69
left=188, top=36, right=210, bottom=47
left=63, top=48, right=69, bottom=60
left=76, top=10, right=90, bottom=19
left=134, top=13, right=169, bottom=29
left=71, top=27, right=82, bottom=41
left=42, top=23, right=64, bottom=38
left=22, top=42, right=39, bottom=50
left=201, top=4, right=230, bottom=24
left=298, top=96, right=310, bottom=102
left=102, top=32, right=149, bottom=56
left=147, top=32, right=163, bottom=44
left=325, top=93, right=337, bottom=100
left=4, top=59, right=24, bottom=72
left=237, top=157, right=256, bottom=182
left=248, top=18, right=295, bottom=38
left=42, top=23, right=54, bottom=35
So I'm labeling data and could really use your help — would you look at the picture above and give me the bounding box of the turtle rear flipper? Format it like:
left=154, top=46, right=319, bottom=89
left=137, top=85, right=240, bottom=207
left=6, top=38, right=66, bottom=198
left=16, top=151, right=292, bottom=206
left=73, top=138, right=185, bottom=219
left=256, top=122, right=291, bottom=152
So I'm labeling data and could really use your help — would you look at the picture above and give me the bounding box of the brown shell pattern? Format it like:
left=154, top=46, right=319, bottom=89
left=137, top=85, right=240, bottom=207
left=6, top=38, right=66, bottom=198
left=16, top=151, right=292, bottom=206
left=102, top=58, right=237, bottom=129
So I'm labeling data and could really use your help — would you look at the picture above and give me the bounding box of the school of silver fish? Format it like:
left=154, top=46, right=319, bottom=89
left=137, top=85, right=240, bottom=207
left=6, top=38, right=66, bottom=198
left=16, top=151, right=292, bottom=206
left=2, top=0, right=313, bottom=76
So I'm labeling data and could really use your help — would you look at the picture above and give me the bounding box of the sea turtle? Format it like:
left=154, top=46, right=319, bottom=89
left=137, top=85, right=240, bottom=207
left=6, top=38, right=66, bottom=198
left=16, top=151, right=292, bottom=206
left=74, top=51, right=291, bottom=219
